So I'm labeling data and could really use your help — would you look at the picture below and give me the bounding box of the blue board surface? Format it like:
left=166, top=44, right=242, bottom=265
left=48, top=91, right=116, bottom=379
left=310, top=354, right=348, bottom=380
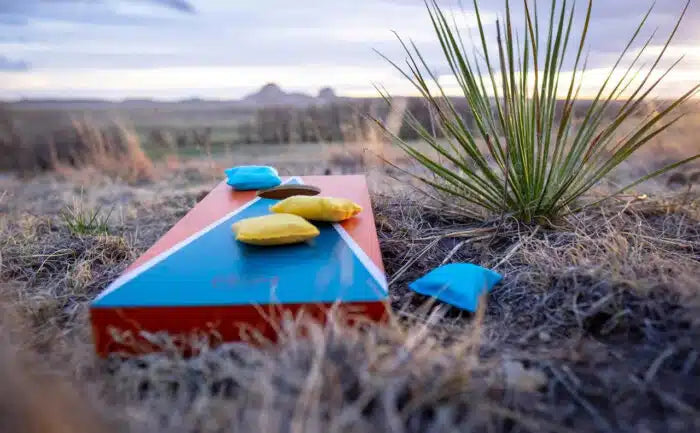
left=93, top=181, right=387, bottom=308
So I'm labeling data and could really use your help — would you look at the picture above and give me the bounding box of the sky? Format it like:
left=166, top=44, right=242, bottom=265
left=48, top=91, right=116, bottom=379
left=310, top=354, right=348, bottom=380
left=0, top=0, right=698, bottom=100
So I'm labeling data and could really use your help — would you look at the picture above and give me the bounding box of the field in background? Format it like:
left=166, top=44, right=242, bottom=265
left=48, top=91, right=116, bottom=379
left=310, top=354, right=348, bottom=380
left=2, top=98, right=699, bottom=192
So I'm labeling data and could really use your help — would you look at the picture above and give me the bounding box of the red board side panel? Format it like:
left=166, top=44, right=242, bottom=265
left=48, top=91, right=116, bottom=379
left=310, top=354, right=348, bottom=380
left=91, top=301, right=389, bottom=357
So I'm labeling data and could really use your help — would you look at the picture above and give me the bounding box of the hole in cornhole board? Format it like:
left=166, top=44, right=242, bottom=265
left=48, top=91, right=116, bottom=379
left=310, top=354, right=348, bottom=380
left=257, top=184, right=321, bottom=200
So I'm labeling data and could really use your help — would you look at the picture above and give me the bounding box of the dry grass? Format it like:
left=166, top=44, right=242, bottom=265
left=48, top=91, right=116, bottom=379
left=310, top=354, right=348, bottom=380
left=326, top=100, right=408, bottom=175
left=0, top=108, right=153, bottom=183
left=0, top=98, right=698, bottom=432
left=0, top=309, right=109, bottom=433
left=601, top=108, right=700, bottom=189
left=68, top=119, right=154, bottom=183
left=0, top=159, right=698, bottom=432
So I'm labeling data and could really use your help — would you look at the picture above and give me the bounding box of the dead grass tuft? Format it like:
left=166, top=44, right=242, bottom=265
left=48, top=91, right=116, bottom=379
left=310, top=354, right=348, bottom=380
left=68, top=119, right=154, bottom=183
left=0, top=108, right=153, bottom=183
left=0, top=301, right=110, bottom=433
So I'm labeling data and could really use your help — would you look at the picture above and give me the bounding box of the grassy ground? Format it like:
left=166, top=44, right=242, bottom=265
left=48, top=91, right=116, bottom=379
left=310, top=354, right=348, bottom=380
left=0, top=142, right=699, bottom=432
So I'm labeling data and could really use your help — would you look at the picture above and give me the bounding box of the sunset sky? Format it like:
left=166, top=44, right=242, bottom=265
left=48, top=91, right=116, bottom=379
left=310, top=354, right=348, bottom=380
left=0, top=0, right=698, bottom=100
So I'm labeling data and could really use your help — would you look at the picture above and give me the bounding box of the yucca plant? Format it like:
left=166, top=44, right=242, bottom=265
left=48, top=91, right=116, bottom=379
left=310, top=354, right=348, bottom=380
left=376, top=0, right=699, bottom=223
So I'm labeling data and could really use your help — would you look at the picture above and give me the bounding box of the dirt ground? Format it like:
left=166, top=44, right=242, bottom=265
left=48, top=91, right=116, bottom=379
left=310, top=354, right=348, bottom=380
left=0, top=153, right=699, bottom=433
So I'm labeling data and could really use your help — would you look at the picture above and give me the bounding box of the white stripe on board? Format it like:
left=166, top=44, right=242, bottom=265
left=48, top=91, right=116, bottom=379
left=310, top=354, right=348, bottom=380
left=331, top=223, right=388, bottom=293
left=93, top=178, right=299, bottom=302
left=295, top=177, right=387, bottom=292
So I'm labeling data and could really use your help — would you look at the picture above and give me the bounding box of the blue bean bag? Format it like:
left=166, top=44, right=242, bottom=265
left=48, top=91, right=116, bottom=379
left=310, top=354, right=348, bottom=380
left=225, top=166, right=282, bottom=191
left=408, top=263, right=502, bottom=312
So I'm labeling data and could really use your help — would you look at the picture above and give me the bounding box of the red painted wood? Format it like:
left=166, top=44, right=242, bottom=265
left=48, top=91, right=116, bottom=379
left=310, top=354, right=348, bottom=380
left=91, top=301, right=389, bottom=357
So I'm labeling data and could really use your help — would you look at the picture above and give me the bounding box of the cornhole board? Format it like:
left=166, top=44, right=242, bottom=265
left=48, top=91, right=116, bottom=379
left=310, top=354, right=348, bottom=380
left=90, top=175, right=388, bottom=357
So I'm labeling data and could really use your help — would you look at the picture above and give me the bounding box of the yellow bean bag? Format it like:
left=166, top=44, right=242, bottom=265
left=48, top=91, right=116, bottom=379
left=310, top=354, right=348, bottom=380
left=270, top=195, right=362, bottom=222
left=231, top=213, right=320, bottom=246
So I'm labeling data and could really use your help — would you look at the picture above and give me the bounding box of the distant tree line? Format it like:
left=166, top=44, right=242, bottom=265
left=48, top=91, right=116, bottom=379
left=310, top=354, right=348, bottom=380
left=236, top=98, right=659, bottom=144
left=234, top=98, right=483, bottom=145
left=230, top=97, right=657, bottom=145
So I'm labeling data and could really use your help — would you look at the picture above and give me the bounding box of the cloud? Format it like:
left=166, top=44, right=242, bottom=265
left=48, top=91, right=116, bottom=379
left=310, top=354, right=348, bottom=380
left=0, top=0, right=195, bottom=15
left=0, top=0, right=195, bottom=30
left=0, top=0, right=697, bottom=99
left=150, top=0, right=195, bottom=14
left=0, top=55, right=29, bottom=71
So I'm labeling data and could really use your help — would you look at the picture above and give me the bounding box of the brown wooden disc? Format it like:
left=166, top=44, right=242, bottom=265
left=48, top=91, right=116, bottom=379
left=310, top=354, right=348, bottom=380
left=257, top=184, right=321, bottom=199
